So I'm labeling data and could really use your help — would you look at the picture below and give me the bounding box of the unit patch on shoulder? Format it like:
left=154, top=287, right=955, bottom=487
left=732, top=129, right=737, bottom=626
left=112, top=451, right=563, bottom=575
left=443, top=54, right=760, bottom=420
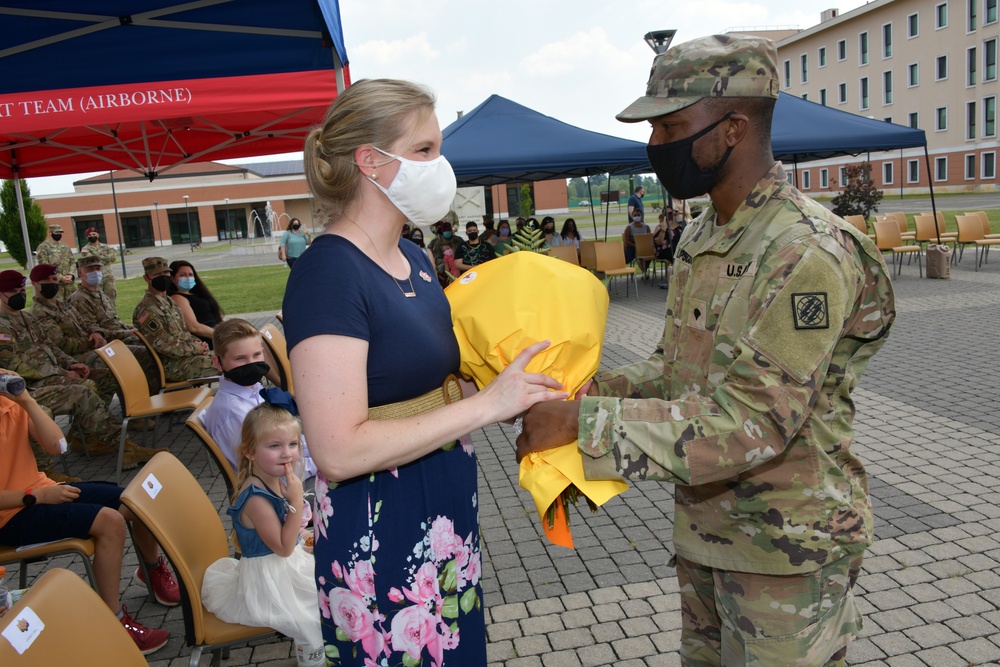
left=791, top=292, right=829, bottom=330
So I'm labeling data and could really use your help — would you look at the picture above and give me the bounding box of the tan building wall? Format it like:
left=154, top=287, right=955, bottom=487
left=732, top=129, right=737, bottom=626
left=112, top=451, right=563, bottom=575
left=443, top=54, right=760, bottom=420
left=777, top=0, right=1000, bottom=195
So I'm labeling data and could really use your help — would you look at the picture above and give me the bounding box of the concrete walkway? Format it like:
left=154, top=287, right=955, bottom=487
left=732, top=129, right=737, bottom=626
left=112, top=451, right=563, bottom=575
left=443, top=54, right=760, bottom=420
left=11, top=250, right=1000, bottom=666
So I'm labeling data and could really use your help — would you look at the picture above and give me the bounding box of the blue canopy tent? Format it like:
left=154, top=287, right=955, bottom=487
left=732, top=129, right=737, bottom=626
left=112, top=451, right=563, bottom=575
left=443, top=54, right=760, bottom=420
left=0, top=0, right=350, bottom=269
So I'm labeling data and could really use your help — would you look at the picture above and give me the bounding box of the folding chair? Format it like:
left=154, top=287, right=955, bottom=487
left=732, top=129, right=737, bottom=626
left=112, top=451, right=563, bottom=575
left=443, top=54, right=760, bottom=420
left=134, top=330, right=216, bottom=394
left=185, top=396, right=239, bottom=501
left=874, top=220, right=923, bottom=276
left=260, top=324, right=294, bottom=395
left=0, top=538, right=97, bottom=590
left=842, top=214, right=874, bottom=238
left=968, top=210, right=1000, bottom=239
left=955, top=214, right=1000, bottom=270
left=0, top=568, right=146, bottom=666
left=122, top=453, right=274, bottom=667
left=594, top=241, right=639, bottom=299
left=631, top=233, right=657, bottom=280
left=547, top=244, right=580, bottom=265
left=882, top=212, right=916, bottom=243
left=579, top=240, right=598, bottom=271
left=95, top=341, right=213, bottom=483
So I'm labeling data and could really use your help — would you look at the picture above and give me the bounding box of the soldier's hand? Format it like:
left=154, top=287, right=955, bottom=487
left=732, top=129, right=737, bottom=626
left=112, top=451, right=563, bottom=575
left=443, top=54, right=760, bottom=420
left=88, top=332, right=107, bottom=348
left=516, top=400, right=583, bottom=462
left=61, top=274, right=73, bottom=284
left=35, top=484, right=81, bottom=504
left=198, top=341, right=209, bottom=354
left=68, top=363, right=90, bottom=379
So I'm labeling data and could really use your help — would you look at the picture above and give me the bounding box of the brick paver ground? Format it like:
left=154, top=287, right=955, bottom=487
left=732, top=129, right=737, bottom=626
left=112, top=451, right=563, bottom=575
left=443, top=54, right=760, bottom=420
left=7, top=243, right=1000, bottom=666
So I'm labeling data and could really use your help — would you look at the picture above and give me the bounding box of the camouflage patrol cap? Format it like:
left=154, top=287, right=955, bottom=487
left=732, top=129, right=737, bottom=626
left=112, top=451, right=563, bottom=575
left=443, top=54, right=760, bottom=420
left=617, top=33, right=779, bottom=123
left=142, top=256, right=170, bottom=277
left=48, top=223, right=64, bottom=233
left=29, top=264, right=58, bottom=282
left=76, top=255, right=103, bottom=270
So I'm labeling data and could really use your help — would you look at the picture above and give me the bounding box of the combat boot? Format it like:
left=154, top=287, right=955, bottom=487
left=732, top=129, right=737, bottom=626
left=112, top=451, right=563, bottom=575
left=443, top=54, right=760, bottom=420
left=126, top=418, right=159, bottom=432
left=44, top=468, right=82, bottom=484
left=121, top=438, right=168, bottom=470
left=68, top=432, right=117, bottom=456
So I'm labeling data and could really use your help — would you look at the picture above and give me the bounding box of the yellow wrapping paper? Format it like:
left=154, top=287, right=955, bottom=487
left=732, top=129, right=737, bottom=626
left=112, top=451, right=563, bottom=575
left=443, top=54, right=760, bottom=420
left=445, top=252, right=629, bottom=548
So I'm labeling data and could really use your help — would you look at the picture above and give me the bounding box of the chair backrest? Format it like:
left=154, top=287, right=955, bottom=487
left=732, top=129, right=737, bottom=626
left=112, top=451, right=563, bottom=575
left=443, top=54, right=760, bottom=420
left=843, top=215, right=868, bottom=234
left=185, top=396, right=239, bottom=499
left=121, top=452, right=231, bottom=645
left=873, top=220, right=903, bottom=250
left=0, top=568, right=146, bottom=666
left=914, top=215, right=938, bottom=242
left=633, top=233, right=656, bottom=258
left=132, top=329, right=168, bottom=388
left=95, top=340, right=152, bottom=415
left=890, top=211, right=910, bottom=234
left=969, top=210, right=991, bottom=235
left=547, top=245, right=579, bottom=265
left=259, top=324, right=294, bottom=395
left=956, top=214, right=984, bottom=242
left=594, top=241, right=628, bottom=272
left=579, top=240, right=598, bottom=270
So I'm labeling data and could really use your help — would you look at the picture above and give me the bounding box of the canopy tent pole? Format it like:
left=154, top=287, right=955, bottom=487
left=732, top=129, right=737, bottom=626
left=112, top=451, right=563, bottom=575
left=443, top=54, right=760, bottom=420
left=108, top=171, right=128, bottom=278
left=604, top=173, right=613, bottom=241
left=12, top=163, right=33, bottom=270
left=899, top=149, right=904, bottom=199
left=586, top=175, right=598, bottom=237
left=333, top=49, right=346, bottom=94
left=924, top=146, right=941, bottom=244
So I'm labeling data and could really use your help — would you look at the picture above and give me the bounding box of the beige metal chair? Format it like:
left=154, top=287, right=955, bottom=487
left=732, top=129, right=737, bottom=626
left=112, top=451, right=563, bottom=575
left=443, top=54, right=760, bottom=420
left=259, top=324, right=294, bottom=395
left=955, top=214, right=1000, bottom=270
left=547, top=244, right=580, bottom=265
left=917, top=211, right=958, bottom=242
left=913, top=214, right=952, bottom=251
left=122, top=453, right=274, bottom=667
left=874, top=220, right=923, bottom=276
left=0, top=568, right=146, bottom=666
left=842, top=214, right=874, bottom=238
left=95, top=340, right=213, bottom=483
left=879, top=212, right=916, bottom=243
left=579, top=239, right=598, bottom=271
left=134, top=329, right=216, bottom=394
left=185, top=395, right=239, bottom=500
left=594, top=241, right=638, bottom=299
left=967, top=210, right=1000, bottom=239
left=0, top=538, right=97, bottom=590
left=631, top=232, right=657, bottom=280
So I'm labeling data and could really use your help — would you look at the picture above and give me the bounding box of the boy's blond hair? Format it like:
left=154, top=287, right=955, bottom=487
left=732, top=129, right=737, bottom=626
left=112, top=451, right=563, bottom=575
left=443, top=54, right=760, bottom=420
left=212, top=318, right=261, bottom=361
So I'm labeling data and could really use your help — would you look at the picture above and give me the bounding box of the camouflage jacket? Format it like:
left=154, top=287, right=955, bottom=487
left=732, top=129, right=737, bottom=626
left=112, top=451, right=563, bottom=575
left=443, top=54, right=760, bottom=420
left=69, top=286, right=133, bottom=340
left=35, top=240, right=75, bottom=276
left=133, top=291, right=204, bottom=359
left=79, top=242, right=118, bottom=281
left=29, top=297, right=97, bottom=356
left=0, top=309, right=76, bottom=384
left=579, top=163, right=896, bottom=575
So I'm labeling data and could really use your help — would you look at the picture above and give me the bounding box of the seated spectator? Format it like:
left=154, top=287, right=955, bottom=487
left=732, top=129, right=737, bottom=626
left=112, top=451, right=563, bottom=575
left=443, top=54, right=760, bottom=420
left=514, top=217, right=526, bottom=234
left=133, top=257, right=216, bottom=382
left=168, top=260, right=223, bottom=348
left=653, top=209, right=686, bottom=263
left=559, top=218, right=584, bottom=252
left=455, top=221, right=496, bottom=271
left=407, top=227, right=437, bottom=271
left=540, top=216, right=561, bottom=249
left=494, top=220, right=515, bottom=256
left=79, top=226, right=119, bottom=305
left=479, top=219, right=497, bottom=245
left=0, top=378, right=177, bottom=655
left=622, top=212, right=651, bottom=269
left=428, top=220, right=463, bottom=285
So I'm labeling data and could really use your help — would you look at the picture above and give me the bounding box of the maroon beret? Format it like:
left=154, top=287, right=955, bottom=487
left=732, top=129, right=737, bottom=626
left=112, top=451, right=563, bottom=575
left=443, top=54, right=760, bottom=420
left=29, top=264, right=59, bottom=282
left=0, top=270, right=26, bottom=291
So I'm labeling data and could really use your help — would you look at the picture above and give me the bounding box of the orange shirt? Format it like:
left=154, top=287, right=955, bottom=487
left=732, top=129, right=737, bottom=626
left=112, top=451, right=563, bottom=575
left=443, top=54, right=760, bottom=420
left=0, top=396, right=57, bottom=529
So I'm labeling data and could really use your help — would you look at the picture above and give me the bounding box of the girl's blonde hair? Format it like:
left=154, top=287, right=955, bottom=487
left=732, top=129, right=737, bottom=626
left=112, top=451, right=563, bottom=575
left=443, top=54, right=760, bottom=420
left=304, top=78, right=437, bottom=218
left=233, top=403, right=302, bottom=501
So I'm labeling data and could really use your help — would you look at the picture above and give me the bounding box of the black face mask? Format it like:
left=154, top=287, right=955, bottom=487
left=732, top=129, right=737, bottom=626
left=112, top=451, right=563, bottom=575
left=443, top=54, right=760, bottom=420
left=39, top=283, right=60, bottom=300
left=51, top=234, right=62, bottom=242
left=151, top=275, right=172, bottom=292
left=223, top=361, right=270, bottom=387
left=467, top=231, right=478, bottom=241
left=5, top=293, right=26, bottom=311
left=646, top=112, right=735, bottom=201
left=291, top=224, right=301, bottom=230
left=88, top=236, right=99, bottom=244
left=411, top=235, right=424, bottom=246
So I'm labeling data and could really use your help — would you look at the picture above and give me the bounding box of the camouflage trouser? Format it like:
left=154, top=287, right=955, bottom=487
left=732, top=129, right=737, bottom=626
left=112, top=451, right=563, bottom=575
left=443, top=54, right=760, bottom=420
left=76, top=344, right=161, bottom=396
left=101, top=276, right=117, bottom=305
left=676, top=553, right=864, bottom=667
left=163, top=353, right=216, bottom=384
left=30, top=379, right=123, bottom=469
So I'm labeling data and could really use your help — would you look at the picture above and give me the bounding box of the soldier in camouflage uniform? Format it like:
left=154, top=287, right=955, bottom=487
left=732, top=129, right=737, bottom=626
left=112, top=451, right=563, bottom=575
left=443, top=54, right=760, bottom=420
left=518, top=35, right=895, bottom=667
left=0, top=269, right=162, bottom=471
left=133, top=257, right=216, bottom=382
left=79, top=226, right=118, bottom=305
left=34, top=224, right=76, bottom=301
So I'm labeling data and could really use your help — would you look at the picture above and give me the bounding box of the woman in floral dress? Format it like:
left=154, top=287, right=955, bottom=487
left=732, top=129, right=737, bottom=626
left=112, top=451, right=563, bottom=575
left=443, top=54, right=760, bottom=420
left=284, top=79, right=567, bottom=666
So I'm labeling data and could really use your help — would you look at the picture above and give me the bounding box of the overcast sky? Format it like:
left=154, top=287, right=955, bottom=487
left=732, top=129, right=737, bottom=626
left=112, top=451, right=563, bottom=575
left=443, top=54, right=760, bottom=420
left=26, top=0, right=866, bottom=196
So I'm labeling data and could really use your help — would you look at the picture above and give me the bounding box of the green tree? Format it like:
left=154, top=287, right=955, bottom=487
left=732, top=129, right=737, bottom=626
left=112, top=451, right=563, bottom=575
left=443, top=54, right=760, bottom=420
left=0, top=179, right=47, bottom=268
left=831, top=162, right=883, bottom=220
left=518, top=183, right=534, bottom=218
left=567, top=177, right=586, bottom=201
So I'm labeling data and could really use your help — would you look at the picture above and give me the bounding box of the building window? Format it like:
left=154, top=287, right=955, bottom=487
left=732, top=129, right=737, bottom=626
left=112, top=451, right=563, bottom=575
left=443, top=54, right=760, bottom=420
left=937, top=106, right=948, bottom=130
left=984, top=151, right=997, bottom=178
left=838, top=39, right=847, bottom=61
left=969, top=46, right=978, bottom=84
left=935, top=157, right=948, bottom=180
left=819, top=46, right=827, bottom=67
left=859, top=32, right=869, bottom=65
left=988, top=0, right=998, bottom=24
left=966, top=154, right=976, bottom=179
left=860, top=77, right=870, bottom=109
left=986, top=38, right=998, bottom=80
left=969, top=100, right=978, bottom=138
left=937, top=54, right=949, bottom=80
left=986, top=95, right=997, bottom=136
left=883, top=23, right=893, bottom=57
left=803, top=171, right=811, bottom=189
left=802, top=93, right=809, bottom=101
left=908, top=159, right=920, bottom=182
left=884, top=116, right=893, bottom=123
left=909, top=111, right=919, bottom=128
left=883, top=162, right=894, bottom=184
left=937, top=2, right=949, bottom=28
left=783, top=60, right=791, bottom=88
left=908, top=62, right=920, bottom=86
left=969, top=0, right=978, bottom=31
left=884, top=71, right=893, bottom=104
left=839, top=166, right=848, bottom=185
left=820, top=168, right=829, bottom=188
left=801, top=53, right=808, bottom=83
left=908, top=12, right=919, bottom=37
left=839, top=82, right=848, bottom=103
left=820, top=88, right=828, bottom=105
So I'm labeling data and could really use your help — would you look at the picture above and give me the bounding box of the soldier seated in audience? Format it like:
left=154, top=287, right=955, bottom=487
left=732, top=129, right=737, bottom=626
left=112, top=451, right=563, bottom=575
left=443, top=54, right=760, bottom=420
left=132, top=257, right=216, bottom=383
left=78, top=226, right=119, bottom=305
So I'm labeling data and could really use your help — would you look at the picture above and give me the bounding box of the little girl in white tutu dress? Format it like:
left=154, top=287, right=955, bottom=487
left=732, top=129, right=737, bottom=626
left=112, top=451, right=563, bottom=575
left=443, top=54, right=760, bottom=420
left=202, top=403, right=323, bottom=666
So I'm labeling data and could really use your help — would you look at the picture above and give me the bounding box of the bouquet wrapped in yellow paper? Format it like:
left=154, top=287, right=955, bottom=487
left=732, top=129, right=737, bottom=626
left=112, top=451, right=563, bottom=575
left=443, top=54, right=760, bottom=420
left=445, top=252, right=629, bottom=547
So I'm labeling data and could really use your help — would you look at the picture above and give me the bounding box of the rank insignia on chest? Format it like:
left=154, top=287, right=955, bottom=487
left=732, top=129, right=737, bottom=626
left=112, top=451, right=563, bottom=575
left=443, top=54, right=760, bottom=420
left=677, top=249, right=693, bottom=264
left=792, top=292, right=829, bottom=330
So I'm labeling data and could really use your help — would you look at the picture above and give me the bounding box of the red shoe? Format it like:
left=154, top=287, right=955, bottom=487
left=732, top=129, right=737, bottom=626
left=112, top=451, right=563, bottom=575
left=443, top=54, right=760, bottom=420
left=119, top=605, right=169, bottom=655
left=135, top=556, right=180, bottom=606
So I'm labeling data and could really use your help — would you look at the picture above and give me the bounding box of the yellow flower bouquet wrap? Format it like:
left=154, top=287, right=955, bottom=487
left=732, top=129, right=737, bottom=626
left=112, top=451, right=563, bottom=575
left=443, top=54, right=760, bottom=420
left=445, top=252, right=628, bottom=548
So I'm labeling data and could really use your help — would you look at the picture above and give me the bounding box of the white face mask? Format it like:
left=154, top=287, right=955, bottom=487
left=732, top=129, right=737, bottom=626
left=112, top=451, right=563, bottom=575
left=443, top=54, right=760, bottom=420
left=85, top=270, right=103, bottom=286
left=369, top=147, right=457, bottom=227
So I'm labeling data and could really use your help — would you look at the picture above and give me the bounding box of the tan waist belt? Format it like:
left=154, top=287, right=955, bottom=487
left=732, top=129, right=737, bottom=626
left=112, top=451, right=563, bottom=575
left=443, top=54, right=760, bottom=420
left=367, top=374, right=463, bottom=421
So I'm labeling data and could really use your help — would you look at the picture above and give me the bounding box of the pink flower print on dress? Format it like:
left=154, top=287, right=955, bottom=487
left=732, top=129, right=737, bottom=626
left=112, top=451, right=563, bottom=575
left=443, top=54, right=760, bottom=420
left=331, top=560, right=343, bottom=580
left=427, top=516, right=461, bottom=562
left=408, top=562, right=439, bottom=604
left=318, top=588, right=332, bottom=620
left=466, top=550, right=482, bottom=587
left=391, top=605, right=442, bottom=666
left=346, top=559, right=376, bottom=600
left=316, top=494, right=333, bottom=539
left=328, top=588, right=372, bottom=643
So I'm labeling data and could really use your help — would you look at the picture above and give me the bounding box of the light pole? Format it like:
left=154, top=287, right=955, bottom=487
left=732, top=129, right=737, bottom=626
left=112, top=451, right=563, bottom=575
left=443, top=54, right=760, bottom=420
left=643, top=30, right=676, bottom=54
left=183, top=195, right=194, bottom=252
left=153, top=202, right=162, bottom=247
left=225, top=198, right=233, bottom=244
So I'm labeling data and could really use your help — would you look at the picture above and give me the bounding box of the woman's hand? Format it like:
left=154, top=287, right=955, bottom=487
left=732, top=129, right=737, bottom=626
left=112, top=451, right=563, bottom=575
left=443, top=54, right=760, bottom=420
left=478, top=340, right=568, bottom=424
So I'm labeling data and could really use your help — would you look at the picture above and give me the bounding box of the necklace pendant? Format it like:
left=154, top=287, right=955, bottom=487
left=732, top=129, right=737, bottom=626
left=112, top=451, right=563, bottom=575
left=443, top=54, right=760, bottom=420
left=402, top=287, right=417, bottom=298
